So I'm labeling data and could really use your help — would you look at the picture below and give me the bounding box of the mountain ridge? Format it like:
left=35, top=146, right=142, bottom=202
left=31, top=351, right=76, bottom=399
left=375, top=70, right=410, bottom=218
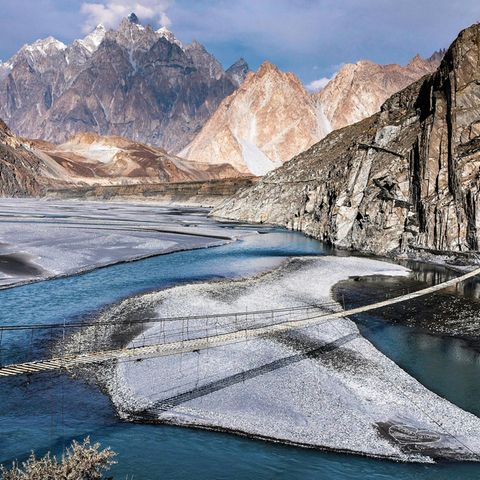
left=181, top=60, right=326, bottom=175
left=0, top=15, right=249, bottom=153
left=182, top=53, right=440, bottom=175
left=213, top=23, right=480, bottom=257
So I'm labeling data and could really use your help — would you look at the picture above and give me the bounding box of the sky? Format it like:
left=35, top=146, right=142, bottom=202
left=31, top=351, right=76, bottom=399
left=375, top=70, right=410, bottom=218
left=0, top=0, right=479, bottom=89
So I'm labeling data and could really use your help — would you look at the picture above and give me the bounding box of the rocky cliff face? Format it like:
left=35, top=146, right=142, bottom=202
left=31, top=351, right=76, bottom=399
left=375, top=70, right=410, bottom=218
left=0, top=16, right=248, bottom=153
left=315, top=52, right=443, bottom=132
left=182, top=55, right=440, bottom=176
left=0, top=120, right=57, bottom=196
left=226, top=58, right=250, bottom=87
left=214, top=25, right=480, bottom=257
left=181, top=62, right=328, bottom=175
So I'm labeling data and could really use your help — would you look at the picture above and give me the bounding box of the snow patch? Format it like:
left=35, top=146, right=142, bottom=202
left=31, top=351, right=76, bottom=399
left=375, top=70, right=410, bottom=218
left=24, top=37, right=67, bottom=56
left=239, top=138, right=280, bottom=176
left=156, top=26, right=183, bottom=49
left=315, top=101, right=333, bottom=138
left=78, top=24, right=106, bottom=54
left=61, top=141, right=121, bottom=163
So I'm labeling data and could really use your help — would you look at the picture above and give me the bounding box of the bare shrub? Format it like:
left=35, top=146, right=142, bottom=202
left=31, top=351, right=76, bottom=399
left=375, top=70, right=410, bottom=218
left=0, top=437, right=116, bottom=480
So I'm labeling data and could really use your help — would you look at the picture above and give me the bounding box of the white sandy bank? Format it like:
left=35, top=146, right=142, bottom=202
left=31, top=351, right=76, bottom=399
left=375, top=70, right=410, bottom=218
left=0, top=199, right=257, bottom=288
left=101, top=256, right=480, bottom=463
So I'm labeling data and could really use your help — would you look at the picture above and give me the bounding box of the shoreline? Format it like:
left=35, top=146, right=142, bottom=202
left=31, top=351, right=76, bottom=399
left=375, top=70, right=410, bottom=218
left=62, top=256, right=480, bottom=464
left=0, top=199, right=272, bottom=290
left=209, top=214, right=480, bottom=272
left=0, top=238, right=233, bottom=291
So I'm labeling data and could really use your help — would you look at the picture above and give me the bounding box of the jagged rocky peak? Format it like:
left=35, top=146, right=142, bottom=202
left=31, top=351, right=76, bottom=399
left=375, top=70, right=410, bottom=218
left=128, top=12, right=140, bottom=24
left=314, top=52, right=441, bottom=131
left=118, top=13, right=147, bottom=33
left=181, top=60, right=325, bottom=176
left=156, top=26, right=183, bottom=49
left=428, top=48, right=446, bottom=63
left=24, top=36, right=67, bottom=55
left=6, top=35, right=69, bottom=77
left=184, top=39, right=224, bottom=79
left=226, top=57, right=250, bottom=86
left=214, top=22, right=480, bottom=257
left=406, top=53, right=439, bottom=70
left=257, top=60, right=280, bottom=76
left=112, top=14, right=158, bottom=50
left=408, top=53, right=424, bottom=65
left=11, top=36, right=67, bottom=68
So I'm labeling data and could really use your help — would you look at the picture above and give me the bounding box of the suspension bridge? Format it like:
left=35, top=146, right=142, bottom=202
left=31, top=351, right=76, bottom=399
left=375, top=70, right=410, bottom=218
left=1, top=266, right=479, bottom=379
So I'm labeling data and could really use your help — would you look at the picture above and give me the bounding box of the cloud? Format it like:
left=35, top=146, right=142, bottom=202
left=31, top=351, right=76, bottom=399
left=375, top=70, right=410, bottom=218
left=81, top=0, right=173, bottom=33
left=306, top=77, right=332, bottom=92
left=0, top=0, right=478, bottom=83
left=167, top=0, right=480, bottom=83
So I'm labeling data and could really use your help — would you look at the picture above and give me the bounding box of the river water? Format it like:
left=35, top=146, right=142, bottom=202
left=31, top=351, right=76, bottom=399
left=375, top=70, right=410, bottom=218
left=0, top=229, right=479, bottom=479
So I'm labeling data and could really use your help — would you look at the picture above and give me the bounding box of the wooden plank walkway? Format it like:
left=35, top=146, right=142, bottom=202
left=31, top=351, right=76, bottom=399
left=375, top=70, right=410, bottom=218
left=1, top=267, right=479, bottom=378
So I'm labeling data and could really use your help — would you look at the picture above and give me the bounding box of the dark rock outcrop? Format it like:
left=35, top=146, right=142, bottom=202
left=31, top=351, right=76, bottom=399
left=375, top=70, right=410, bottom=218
left=226, top=58, right=250, bottom=87
left=0, top=120, right=46, bottom=196
left=214, top=24, right=480, bottom=257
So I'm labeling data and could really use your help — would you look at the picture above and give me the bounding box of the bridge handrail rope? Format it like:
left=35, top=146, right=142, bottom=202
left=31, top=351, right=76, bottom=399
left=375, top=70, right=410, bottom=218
left=0, top=303, right=337, bottom=331
left=0, top=266, right=479, bottom=378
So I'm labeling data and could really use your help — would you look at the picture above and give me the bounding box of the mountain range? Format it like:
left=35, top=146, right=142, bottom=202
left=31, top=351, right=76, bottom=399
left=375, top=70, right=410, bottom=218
left=0, top=14, right=444, bottom=180
left=0, top=11, right=455, bottom=206
left=182, top=54, right=441, bottom=174
left=0, top=13, right=248, bottom=153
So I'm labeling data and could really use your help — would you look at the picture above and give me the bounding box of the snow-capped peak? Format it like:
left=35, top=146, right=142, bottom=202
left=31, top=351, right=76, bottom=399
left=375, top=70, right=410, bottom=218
left=156, top=26, right=183, bottom=49
left=24, top=37, right=67, bottom=56
left=78, top=24, right=106, bottom=54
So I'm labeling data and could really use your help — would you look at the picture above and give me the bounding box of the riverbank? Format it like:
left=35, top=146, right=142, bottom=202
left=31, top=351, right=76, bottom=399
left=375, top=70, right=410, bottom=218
left=0, top=199, right=264, bottom=289
left=66, top=255, right=480, bottom=463
left=45, top=177, right=259, bottom=208
left=333, top=262, right=480, bottom=345
left=3, top=228, right=480, bottom=479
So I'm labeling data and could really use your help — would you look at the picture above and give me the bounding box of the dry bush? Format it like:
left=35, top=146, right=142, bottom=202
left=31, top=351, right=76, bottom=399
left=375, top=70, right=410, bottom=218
left=0, top=437, right=116, bottom=480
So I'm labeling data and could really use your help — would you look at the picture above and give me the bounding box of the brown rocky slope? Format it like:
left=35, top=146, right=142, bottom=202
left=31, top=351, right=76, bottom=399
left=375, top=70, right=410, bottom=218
left=32, top=132, right=242, bottom=185
left=214, top=24, right=480, bottom=257
left=0, top=123, right=243, bottom=197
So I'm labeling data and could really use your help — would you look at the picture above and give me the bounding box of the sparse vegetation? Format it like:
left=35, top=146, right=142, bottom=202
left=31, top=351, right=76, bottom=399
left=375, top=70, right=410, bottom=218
left=0, top=438, right=116, bottom=480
